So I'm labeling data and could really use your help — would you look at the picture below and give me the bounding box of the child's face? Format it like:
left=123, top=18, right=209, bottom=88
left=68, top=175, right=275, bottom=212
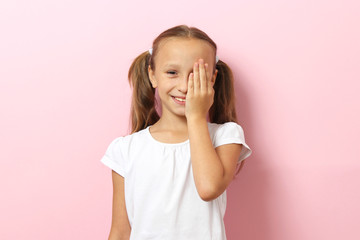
left=148, top=37, right=217, bottom=118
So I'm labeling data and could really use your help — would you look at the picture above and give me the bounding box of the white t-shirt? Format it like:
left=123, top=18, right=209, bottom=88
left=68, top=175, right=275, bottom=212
left=101, top=121, right=252, bottom=240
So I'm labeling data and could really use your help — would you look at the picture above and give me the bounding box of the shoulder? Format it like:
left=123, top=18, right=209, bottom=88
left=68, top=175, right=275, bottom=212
left=105, top=127, right=151, bottom=160
left=208, top=121, right=247, bottom=148
left=207, top=121, right=243, bottom=134
left=107, top=127, right=150, bottom=148
left=119, top=127, right=150, bottom=145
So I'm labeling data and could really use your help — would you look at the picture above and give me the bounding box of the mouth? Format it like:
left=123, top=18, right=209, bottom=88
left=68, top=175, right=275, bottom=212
left=172, top=96, right=186, bottom=102
left=171, top=96, right=186, bottom=104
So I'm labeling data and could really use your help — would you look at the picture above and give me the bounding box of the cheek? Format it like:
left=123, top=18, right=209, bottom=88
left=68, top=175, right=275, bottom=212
left=157, top=80, right=173, bottom=91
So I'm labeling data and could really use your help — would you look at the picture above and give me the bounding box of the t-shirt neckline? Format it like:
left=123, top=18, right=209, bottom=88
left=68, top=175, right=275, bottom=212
left=146, top=125, right=190, bottom=146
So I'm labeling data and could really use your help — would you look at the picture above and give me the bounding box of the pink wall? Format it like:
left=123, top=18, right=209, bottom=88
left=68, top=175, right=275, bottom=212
left=1, top=0, right=359, bottom=239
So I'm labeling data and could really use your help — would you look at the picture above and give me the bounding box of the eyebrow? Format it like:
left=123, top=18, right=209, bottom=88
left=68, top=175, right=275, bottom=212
left=163, top=63, right=181, bottom=69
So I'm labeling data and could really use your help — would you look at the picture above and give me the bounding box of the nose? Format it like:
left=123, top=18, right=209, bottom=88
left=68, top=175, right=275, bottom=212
left=177, top=74, right=188, bottom=93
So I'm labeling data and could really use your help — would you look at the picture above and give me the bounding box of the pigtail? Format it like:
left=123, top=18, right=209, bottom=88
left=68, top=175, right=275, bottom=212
left=209, top=59, right=245, bottom=177
left=128, top=51, right=160, bottom=134
left=209, top=59, right=238, bottom=124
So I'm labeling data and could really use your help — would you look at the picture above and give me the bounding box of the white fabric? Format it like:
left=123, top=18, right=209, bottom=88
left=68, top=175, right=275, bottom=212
left=101, top=121, right=252, bottom=240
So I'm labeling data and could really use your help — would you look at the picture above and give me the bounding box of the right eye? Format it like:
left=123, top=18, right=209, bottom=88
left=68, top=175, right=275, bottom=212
left=167, top=71, right=177, bottom=75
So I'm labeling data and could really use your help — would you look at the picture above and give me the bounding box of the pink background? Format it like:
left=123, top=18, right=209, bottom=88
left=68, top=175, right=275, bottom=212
left=1, top=0, right=359, bottom=239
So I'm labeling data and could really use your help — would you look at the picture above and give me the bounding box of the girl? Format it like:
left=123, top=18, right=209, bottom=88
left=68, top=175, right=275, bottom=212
left=101, top=25, right=252, bottom=240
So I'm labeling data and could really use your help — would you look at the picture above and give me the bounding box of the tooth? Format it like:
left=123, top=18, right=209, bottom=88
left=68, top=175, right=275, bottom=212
left=175, top=97, right=185, bottom=102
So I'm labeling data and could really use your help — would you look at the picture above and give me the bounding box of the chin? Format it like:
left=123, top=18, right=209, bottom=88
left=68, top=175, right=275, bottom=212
left=174, top=110, right=186, bottom=118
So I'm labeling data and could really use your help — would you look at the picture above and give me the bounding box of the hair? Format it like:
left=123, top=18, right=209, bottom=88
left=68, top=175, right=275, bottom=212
left=128, top=25, right=245, bottom=175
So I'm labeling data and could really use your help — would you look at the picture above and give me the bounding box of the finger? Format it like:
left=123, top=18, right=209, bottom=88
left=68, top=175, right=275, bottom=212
left=187, top=72, right=194, bottom=97
left=193, top=61, right=200, bottom=93
left=205, top=63, right=212, bottom=90
left=199, top=59, right=207, bottom=92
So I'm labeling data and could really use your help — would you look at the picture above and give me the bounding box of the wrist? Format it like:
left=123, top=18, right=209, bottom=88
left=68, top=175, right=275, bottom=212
left=186, top=115, right=207, bottom=125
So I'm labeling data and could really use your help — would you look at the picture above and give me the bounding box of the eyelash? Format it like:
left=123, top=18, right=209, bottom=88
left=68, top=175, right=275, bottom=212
left=166, top=70, right=194, bottom=76
left=167, top=71, right=177, bottom=75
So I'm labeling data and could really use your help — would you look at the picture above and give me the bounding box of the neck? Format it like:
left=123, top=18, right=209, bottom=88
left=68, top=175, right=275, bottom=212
left=154, top=114, right=188, bottom=132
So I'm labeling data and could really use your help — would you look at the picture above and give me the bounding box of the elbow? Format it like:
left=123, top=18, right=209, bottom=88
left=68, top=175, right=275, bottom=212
left=108, top=230, right=131, bottom=240
left=198, top=185, right=223, bottom=202
left=200, top=194, right=216, bottom=202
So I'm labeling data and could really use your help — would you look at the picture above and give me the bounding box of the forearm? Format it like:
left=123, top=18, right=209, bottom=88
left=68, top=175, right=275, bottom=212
left=187, top=117, right=224, bottom=200
left=108, top=231, right=130, bottom=240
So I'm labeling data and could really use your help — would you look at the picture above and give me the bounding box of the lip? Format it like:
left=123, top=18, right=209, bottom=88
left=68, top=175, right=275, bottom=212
left=172, top=96, right=186, bottom=105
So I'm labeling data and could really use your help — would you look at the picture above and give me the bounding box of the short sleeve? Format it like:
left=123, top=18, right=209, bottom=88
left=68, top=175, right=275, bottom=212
left=214, top=122, right=252, bottom=164
left=100, top=137, right=125, bottom=177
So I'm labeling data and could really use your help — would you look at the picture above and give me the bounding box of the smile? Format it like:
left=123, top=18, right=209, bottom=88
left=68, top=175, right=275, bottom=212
left=174, top=97, right=185, bottom=102
left=172, top=96, right=186, bottom=105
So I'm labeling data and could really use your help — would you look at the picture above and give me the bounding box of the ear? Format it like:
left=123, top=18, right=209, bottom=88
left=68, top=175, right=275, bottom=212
left=212, top=69, right=218, bottom=85
left=148, top=65, right=158, bottom=88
